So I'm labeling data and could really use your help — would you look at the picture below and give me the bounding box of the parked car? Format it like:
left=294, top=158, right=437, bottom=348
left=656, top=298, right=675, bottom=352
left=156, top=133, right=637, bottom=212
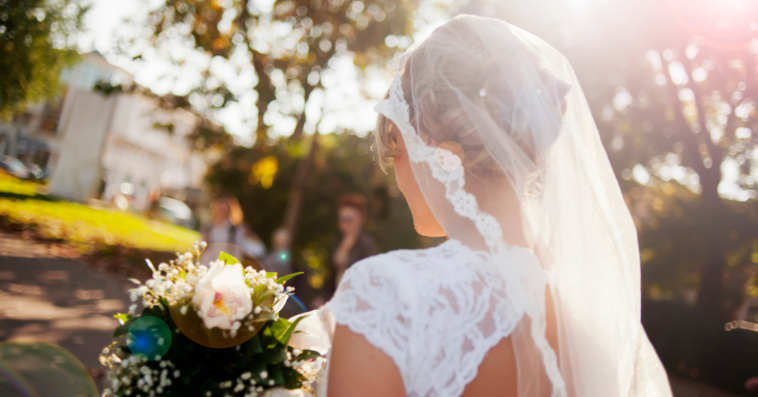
left=157, top=196, right=195, bottom=229
left=0, top=156, right=31, bottom=180
left=27, top=164, right=47, bottom=181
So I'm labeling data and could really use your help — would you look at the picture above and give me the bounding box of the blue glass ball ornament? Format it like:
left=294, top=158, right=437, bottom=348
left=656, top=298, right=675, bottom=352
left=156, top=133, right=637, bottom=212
left=127, top=316, right=172, bottom=360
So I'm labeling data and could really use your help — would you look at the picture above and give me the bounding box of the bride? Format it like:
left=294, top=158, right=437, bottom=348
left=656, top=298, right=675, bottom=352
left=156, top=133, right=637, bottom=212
left=292, top=14, right=672, bottom=397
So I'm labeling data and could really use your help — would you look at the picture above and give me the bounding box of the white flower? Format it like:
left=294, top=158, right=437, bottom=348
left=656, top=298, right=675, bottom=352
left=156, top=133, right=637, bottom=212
left=192, top=261, right=253, bottom=330
left=287, top=311, right=330, bottom=355
left=272, top=294, right=289, bottom=313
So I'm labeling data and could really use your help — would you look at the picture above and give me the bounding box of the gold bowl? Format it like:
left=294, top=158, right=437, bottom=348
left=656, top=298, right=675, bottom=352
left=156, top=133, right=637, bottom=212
left=169, top=297, right=273, bottom=349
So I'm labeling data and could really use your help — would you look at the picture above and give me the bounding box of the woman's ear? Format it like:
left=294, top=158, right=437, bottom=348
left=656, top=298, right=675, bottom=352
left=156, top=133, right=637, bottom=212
left=391, top=127, right=401, bottom=149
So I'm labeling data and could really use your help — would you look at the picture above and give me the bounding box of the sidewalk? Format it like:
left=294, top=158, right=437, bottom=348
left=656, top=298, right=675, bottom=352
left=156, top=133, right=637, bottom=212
left=0, top=232, right=130, bottom=374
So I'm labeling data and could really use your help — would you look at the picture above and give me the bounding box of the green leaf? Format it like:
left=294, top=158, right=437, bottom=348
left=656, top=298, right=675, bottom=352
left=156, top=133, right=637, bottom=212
left=271, top=318, right=291, bottom=341
left=113, top=318, right=136, bottom=337
left=276, top=315, right=308, bottom=345
left=265, top=272, right=277, bottom=278
left=296, top=349, right=323, bottom=361
left=218, top=251, right=240, bottom=265
left=142, top=303, right=166, bottom=318
left=113, top=324, right=129, bottom=338
left=282, top=367, right=305, bottom=389
left=275, top=272, right=303, bottom=284
left=255, top=290, right=275, bottom=306
left=247, top=333, right=263, bottom=354
left=113, top=313, right=132, bottom=324
left=249, top=359, right=267, bottom=382
left=253, top=284, right=267, bottom=297
left=262, top=348, right=287, bottom=364
left=267, top=365, right=285, bottom=386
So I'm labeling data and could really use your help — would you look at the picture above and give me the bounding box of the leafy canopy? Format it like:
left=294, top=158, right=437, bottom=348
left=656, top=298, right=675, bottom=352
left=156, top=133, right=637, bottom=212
left=0, top=0, right=88, bottom=118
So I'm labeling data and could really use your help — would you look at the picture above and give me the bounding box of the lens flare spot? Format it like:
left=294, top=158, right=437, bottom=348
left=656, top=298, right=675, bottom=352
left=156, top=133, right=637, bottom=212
left=127, top=316, right=172, bottom=360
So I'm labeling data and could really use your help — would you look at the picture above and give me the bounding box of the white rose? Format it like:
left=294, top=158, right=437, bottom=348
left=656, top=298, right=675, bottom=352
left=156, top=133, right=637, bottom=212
left=192, top=261, right=252, bottom=330
left=287, top=311, right=330, bottom=355
left=262, top=387, right=315, bottom=397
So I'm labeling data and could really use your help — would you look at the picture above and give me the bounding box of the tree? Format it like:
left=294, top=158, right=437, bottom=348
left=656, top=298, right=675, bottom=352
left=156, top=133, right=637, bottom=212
left=456, top=0, right=758, bottom=317
left=0, top=0, right=87, bottom=118
left=205, top=132, right=420, bottom=303
left=119, top=0, right=416, bottom=247
left=580, top=1, right=758, bottom=315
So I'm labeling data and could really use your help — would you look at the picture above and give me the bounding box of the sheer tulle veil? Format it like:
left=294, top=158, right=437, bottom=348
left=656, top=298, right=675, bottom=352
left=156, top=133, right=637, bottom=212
left=371, top=15, right=672, bottom=397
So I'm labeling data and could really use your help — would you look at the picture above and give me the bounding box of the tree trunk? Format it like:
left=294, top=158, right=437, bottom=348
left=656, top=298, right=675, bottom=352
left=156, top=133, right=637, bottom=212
left=280, top=81, right=319, bottom=247
left=696, top=171, right=725, bottom=318
left=251, top=49, right=274, bottom=146
left=662, top=52, right=727, bottom=317
left=289, top=84, right=315, bottom=141
left=282, top=133, right=319, bottom=249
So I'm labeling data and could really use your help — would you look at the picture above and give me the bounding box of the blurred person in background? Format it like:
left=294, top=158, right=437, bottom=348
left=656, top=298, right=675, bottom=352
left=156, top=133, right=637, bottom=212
left=145, top=188, right=161, bottom=220
left=201, top=195, right=265, bottom=262
left=317, top=193, right=378, bottom=306
left=262, top=227, right=293, bottom=276
left=263, top=227, right=306, bottom=317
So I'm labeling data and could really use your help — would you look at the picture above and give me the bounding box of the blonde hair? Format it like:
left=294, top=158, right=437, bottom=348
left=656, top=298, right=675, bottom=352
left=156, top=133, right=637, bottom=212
left=375, top=18, right=569, bottom=182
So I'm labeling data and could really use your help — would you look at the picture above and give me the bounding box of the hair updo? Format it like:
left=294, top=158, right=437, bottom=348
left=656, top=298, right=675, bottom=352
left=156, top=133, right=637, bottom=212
left=375, top=16, right=571, bottom=182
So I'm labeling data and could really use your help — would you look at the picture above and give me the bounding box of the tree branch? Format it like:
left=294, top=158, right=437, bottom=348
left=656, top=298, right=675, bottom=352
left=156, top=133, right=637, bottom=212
left=678, top=54, right=722, bottom=161
left=282, top=132, right=320, bottom=249
left=660, top=55, right=707, bottom=177
left=289, top=82, right=316, bottom=140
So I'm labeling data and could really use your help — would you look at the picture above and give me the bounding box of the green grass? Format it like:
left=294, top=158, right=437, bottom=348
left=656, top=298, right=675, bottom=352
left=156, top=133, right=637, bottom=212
left=0, top=173, right=38, bottom=196
left=0, top=173, right=200, bottom=253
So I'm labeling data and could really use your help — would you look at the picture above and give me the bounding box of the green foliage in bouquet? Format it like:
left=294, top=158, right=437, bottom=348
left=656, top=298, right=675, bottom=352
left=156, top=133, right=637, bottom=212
left=100, top=246, right=325, bottom=397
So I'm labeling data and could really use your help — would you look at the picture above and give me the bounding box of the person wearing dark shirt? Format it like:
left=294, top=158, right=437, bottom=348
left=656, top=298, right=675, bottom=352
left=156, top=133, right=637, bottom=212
left=316, top=193, right=378, bottom=306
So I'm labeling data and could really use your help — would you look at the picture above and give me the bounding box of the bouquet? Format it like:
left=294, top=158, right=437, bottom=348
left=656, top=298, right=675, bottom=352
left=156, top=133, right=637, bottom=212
left=99, top=242, right=326, bottom=397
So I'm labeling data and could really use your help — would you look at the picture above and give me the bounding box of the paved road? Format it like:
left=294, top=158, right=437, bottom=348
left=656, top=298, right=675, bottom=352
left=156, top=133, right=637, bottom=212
left=0, top=232, right=130, bottom=374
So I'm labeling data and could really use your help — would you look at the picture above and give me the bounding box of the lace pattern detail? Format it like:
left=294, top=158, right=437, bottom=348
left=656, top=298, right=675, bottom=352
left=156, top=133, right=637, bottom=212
left=326, top=240, right=520, bottom=397
left=370, top=70, right=567, bottom=397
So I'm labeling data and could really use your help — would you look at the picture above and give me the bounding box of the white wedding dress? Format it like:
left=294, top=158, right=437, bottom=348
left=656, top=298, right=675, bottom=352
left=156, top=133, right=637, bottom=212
left=327, top=239, right=520, bottom=397
left=291, top=15, right=673, bottom=397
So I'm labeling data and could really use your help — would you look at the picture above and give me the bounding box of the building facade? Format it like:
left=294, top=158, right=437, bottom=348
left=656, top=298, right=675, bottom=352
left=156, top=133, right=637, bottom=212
left=0, top=52, right=207, bottom=211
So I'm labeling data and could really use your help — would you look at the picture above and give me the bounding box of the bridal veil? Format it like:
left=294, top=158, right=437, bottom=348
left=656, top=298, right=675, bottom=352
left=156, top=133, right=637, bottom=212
left=370, top=15, right=672, bottom=397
